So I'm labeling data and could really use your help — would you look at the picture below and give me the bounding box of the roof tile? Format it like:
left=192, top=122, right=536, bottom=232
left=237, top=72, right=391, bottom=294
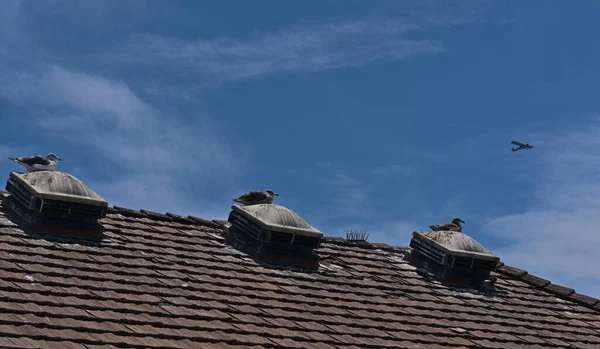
left=0, top=198, right=600, bottom=348
left=544, top=283, right=576, bottom=297
left=495, top=265, right=528, bottom=277
left=111, top=206, right=146, bottom=218
left=266, top=337, right=306, bottom=349
left=187, top=216, right=222, bottom=229
left=569, top=293, right=600, bottom=307
left=165, top=213, right=196, bottom=225
left=520, top=273, right=551, bottom=288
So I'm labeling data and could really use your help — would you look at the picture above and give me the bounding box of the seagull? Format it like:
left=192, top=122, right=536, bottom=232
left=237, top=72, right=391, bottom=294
left=429, top=217, right=465, bottom=232
left=233, top=189, right=279, bottom=205
left=8, top=153, right=62, bottom=172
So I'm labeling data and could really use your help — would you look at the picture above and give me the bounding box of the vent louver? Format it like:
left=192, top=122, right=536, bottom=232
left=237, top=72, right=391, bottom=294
left=3, top=172, right=108, bottom=239
left=226, top=204, right=323, bottom=270
left=409, top=231, right=499, bottom=289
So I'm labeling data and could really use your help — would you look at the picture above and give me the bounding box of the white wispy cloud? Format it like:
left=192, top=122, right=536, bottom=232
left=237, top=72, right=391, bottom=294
left=0, top=64, right=246, bottom=217
left=314, top=172, right=372, bottom=219
left=8, top=66, right=154, bottom=128
left=104, top=17, right=448, bottom=85
left=484, top=117, right=600, bottom=298
left=0, top=0, right=482, bottom=219
left=12, top=66, right=238, bottom=171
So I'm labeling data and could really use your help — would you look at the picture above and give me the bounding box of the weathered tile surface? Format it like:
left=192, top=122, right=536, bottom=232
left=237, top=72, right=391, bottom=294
left=0, top=201, right=598, bottom=348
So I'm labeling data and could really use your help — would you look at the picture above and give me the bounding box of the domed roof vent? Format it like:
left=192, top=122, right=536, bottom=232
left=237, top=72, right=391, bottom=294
left=409, top=230, right=499, bottom=290
left=3, top=171, right=108, bottom=239
left=227, top=204, right=323, bottom=270
left=420, top=231, right=491, bottom=254
left=11, top=171, right=105, bottom=203
left=232, top=204, right=319, bottom=235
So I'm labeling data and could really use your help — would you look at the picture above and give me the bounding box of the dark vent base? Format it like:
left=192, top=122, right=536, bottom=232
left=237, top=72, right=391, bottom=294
left=2, top=194, right=105, bottom=240
left=6, top=178, right=106, bottom=220
left=254, top=249, right=320, bottom=270
left=409, top=233, right=498, bottom=290
left=411, top=250, right=483, bottom=285
left=227, top=211, right=321, bottom=270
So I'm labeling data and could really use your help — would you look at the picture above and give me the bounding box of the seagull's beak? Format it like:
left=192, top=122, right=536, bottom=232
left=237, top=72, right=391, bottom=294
left=461, top=220, right=465, bottom=223
left=274, top=193, right=279, bottom=196
left=58, top=157, right=62, bottom=161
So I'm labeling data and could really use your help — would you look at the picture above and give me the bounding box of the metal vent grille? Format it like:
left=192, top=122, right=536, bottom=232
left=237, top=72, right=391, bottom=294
left=410, top=235, right=446, bottom=265
left=6, top=178, right=35, bottom=209
left=266, top=230, right=320, bottom=249
left=409, top=232, right=499, bottom=283
left=449, top=255, right=498, bottom=272
left=226, top=207, right=322, bottom=269
left=228, top=210, right=263, bottom=242
left=228, top=210, right=321, bottom=250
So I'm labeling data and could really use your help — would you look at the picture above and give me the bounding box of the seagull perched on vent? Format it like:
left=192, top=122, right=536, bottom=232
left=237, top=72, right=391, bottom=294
left=233, top=189, right=279, bottom=205
left=8, top=153, right=62, bottom=172
left=429, top=217, right=465, bottom=232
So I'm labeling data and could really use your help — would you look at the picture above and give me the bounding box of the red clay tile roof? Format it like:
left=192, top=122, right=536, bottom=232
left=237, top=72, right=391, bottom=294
left=0, top=199, right=599, bottom=348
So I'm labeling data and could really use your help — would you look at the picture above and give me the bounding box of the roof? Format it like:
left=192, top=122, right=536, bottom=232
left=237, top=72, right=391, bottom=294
left=0, top=198, right=599, bottom=349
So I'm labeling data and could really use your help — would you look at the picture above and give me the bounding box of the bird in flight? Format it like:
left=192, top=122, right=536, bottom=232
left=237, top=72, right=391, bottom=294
left=511, top=141, right=533, bottom=152
left=8, top=153, right=62, bottom=172
left=233, top=189, right=279, bottom=205
left=429, top=217, right=465, bottom=232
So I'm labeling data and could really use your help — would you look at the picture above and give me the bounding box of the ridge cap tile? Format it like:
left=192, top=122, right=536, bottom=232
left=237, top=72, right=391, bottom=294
left=543, top=283, right=576, bottom=297
left=495, top=264, right=528, bottom=277
left=369, top=243, right=394, bottom=251
left=187, top=216, right=222, bottom=229
left=212, top=220, right=231, bottom=228
left=139, top=210, right=172, bottom=221
left=166, top=213, right=196, bottom=224
left=111, top=206, right=146, bottom=218
left=568, top=293, right=600, bottom=307
left=322, top=237, right=345, bottom=243
left=520, top=274, right=551, bottom=288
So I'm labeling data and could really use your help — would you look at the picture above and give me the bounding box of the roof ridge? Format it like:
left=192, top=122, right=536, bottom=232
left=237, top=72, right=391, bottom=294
left=494, top=263, right=599, bottom=312
left=106, top=206, right=224, bottom=229
left=324, top=235, right=600, bottom=312
left=324, top=233, right=600, bottom=313
left=321, top=236, right=409, bottom=253
left=11, top=195, right=598, bottom=314
left=106, top=206, right=406, bottom=254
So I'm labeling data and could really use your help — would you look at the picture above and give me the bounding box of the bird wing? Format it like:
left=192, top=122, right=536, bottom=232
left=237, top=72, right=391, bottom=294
left=511, top=141, right=525, bottom=147
left=447, top=224, right=461, bottom=231
left=13, top=155, right=50, bottom=166
left=235, top=190, right=267, bottom=202
left=429, top=222, right=460, bottom=231
left=429, top=223, right=445, bottom=231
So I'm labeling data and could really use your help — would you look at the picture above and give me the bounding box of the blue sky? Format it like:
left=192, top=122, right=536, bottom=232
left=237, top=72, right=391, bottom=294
left=1, top=0, right=599, bottom=298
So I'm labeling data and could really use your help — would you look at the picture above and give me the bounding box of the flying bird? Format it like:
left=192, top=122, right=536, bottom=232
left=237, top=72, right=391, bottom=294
left=233, top=189, right=279, bottom=205
left=511, top=141, right=533, bottom=152
left=8, top=153, right=62, bottom=172
left=429, top=217, right=465, bottom=232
